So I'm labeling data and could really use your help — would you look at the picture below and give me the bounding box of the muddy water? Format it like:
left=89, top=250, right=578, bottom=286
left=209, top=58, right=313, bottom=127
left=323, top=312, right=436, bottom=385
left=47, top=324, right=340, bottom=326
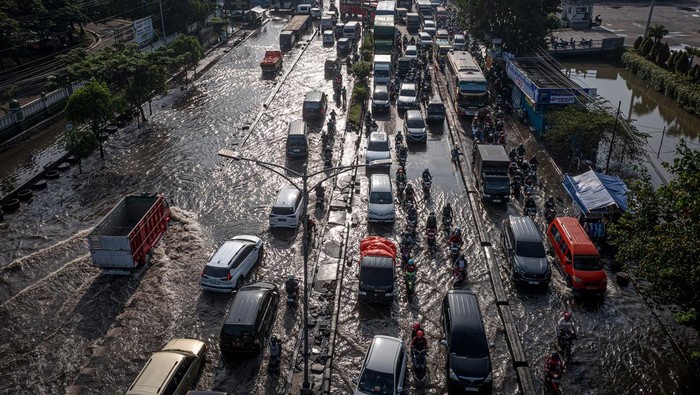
left=562, top=61, right=700, bottom=183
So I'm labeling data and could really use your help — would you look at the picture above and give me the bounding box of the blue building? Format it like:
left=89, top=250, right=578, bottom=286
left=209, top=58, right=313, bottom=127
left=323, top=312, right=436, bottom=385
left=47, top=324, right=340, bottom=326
left=507, top=58, right=596, bottom=134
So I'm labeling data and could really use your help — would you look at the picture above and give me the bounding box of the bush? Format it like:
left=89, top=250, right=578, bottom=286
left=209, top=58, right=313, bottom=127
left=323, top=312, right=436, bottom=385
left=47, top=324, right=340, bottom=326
left=675, top=309, right=698, bottom=326
left=351, top=61, right=371, bottom=82
left=352, top=83, right=368, bottom=102
left=674, top=51, right=690, bottom=74
left=361, top=48, right=372, bottom=61
left=640, top=38, right=654, bottom=56
left=656, top=42, right=670, bottom=66
left=650, top=41, right=661, bottom=61
left=347, top=82, right=368, bottom=127
left=633, top=36, right=644, bottom=50
left=347, top=102, right=362, bottom=126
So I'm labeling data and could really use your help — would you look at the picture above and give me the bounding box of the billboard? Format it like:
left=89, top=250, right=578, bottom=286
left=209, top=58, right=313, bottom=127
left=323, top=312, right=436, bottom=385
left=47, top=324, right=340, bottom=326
left=133, top=17, right=154, bottom=46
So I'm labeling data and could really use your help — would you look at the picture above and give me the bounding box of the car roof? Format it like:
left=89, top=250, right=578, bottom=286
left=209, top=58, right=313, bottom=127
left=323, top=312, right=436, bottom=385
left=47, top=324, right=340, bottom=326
left=365, top=335, right=403, bottom=374
left=406, top=45, right=417, bottom=50
left=374, top=84, right=388, bottom=94
left=507, top=215, right=543, bottom=244
left=207, top=240, right=249, bottom=268
left=224, top=282, right=276, bottom=326
left=419, top=32, right=430, bottom=37
left=162, top=339, right=205, bottom=357
left=361, top=255, right=393, bottom=267
left=369, top=132, right=388, bottom=143
left=405, top=109, right=423, bottom=119
left=400, top=82, right=416, bottom=90
left=275, top=186, right=301, bottom=207
left=128, top=352, right=184, bottom=394
left=304, top=90, right=324, bottom=102
left=445, top=290, right=485, bottom=334
left=454, top=34, right=465, bottom=39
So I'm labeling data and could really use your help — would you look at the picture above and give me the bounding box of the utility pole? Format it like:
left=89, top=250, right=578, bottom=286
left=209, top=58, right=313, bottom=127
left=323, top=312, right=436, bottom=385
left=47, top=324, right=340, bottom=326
left=159, top=0, right=167, bottom=44
left=643, top=0, right=656, bottom=39
left=606, top=101, right=622, bottom=174
left=657, top=126, right=666, bottom=158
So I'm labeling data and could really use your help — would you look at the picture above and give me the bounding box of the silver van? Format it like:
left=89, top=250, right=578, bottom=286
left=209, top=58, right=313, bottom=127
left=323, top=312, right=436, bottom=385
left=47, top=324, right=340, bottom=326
left=403, top=110, right=427, bottom=143
left=343, top=22, right=361, bottom=41
left=286, top=120, right=308, bottom=158
left=502, top=215, right=550, bottom=286
left=354, top=335, right=407, bottom=394
left=367, top=174, right=395, bottom=223
left=269, top=186, right=303, bottom=228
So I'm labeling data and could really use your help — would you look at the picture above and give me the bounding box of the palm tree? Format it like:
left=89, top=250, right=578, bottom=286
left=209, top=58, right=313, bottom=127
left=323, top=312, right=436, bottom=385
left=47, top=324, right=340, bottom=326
left=647, top=24, right=669, bottom=42
left=685, top=46, right=700, bottom=66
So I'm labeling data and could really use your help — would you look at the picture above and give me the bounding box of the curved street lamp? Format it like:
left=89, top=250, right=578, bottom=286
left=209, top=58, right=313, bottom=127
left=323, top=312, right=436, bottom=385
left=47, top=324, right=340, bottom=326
left=218, top=148, right=390, bottom=393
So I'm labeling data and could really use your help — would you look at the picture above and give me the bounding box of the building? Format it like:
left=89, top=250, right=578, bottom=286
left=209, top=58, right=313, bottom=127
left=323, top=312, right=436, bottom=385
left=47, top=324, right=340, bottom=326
left=558, top=0, right=594, bottom=30
left=506, top=57, right=596, bottom=134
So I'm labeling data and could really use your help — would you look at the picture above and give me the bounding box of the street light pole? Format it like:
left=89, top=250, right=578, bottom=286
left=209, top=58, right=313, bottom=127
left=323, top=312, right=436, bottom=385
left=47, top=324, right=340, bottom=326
left=643, top=0, right=656, bottom=39
left=301, top=162, right=311, bottom=393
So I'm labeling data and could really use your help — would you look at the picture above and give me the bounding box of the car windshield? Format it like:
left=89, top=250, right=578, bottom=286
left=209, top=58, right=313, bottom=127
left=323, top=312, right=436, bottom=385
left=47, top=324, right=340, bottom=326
left=369, top=191, right=392, bottom=204
left=360, top=265, right=394, bottom=286
left=451, top=333, right=488, bottom=358
left=272, top=205, right=294, bottom=215
left=484, top=176, right=510, bottom=189
left=406, top=49, right=417, bottom=56
left=400, top=88, right=416, bottom=97
left=304, top=101, right=321, bottom=109
left=203, top=265, right=229, bottom=278
left=374, top=91, right=389, bottom=100
left=428, top=104, right=444, bottom=112
left=516, top=242, right=545, bottom=258
left=358, top=369, right=394, bottom=394
left=406, top=118, right=425, bottom=128
left=368, top=140, right=389, bottom=151
left=574, top=256, right=603, bottom=271
left=375, top=69, right=390, bottom=78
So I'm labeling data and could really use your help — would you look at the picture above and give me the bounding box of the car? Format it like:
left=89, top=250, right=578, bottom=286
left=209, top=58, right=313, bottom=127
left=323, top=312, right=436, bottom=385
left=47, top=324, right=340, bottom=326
left=426, top=99, right=445, bottom=122
left=311, top=7, right=322, bottom=18
left=403, top=109, right=427, bottom=142
left=126, top=339, right=207, bottom=395
left=404, top=45, right=418, bottom=61
left=302, top=90, right=327, bottom=120
left=367, top=174, right=395, bottom=223
left=220, top=282, right=279, bottom=354
left=423, top=20, right=436, bottom=36
left=365, top=132, right=391, bottom=166
left=200, top=235, right=264, bottom=293
left=441, top=290, right=493, bottom=393
left=397, top=82, right=418, bottom=110
left=436, top=37, right=451, bottom=54
left=371, top=84, right=391, bottom=114
left=325, top=56, right=341, bottom=74
left=337, top=37, right=352, bottom=54
left=453, top=34, right=467, bottom=50
left=436, top=29, right=450, bottom=40
left=269, top=185, right=303, bottom=228
left=322, top=31, right=335, bottom=45
left=417, top=32, right=432, bottom=51
left=502, top=215, right=550, bottom=286
left=354, top=335, right=407, bottom=394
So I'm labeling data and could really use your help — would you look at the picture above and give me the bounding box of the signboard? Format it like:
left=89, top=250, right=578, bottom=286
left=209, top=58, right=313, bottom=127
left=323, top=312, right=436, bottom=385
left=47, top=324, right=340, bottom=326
left=133, top=17, right=154, bottom=46
left=506, top=61, right=537, bottom=102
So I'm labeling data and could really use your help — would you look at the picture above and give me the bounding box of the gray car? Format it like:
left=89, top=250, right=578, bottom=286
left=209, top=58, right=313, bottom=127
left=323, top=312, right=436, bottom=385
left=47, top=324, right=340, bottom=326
left=397, top=82, right=418, bottom=110
left=354, top=335, right=407, bottom=394
left=403, top=109, right=427, bottom=142
left=502, top=215, right=550, bottom=286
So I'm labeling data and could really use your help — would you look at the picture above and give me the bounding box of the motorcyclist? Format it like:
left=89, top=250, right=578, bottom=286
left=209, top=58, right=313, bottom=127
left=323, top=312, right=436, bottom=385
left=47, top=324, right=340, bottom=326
left=545, top=196, right=556, bottom=211
left=407, top=206, right=418, bottom=224
left=401, top=231, right=415, bottom=248
left=330, top=109, right=337, bottom=122
left=516, top=143, right=526, bottom=157
left=451, top=146, right=462, bottom=161
left=426, top=211, right=437, bottom=230
left=324, top=144, right=332, bottom=158
left=529, top=155, right=539, bottom=167
left=396, top=167, right=407, bottom=184
left=399, top=144, right=408, bottom=160
left=395, top=131, right=404, bottom=145
left=411, top=322, right=422, bottom=339
left=306, top=215, right=317, bottom=241
left=557, top=312, right=577, bottom=340
left=449, top=227, right=463, bottom=246
left=405, top=183, right=415, bottom=200
left=454, top=254, right=467, bottom=270
left=509, top=148, right=517, bottom=161
left=520, top=160, right=530, bottom=174
left=405, top=263, right=416, bottom=286
left=524, top=197, right=537, bottom=215
left=410, top=330, right=428, bottom=353
left=544, top=351, right=565, bottom=380
left=285, top=275, right=299, bottom=296
left=421, top=168, right=432, bottom=183
left=524, top=173, right=535, bottom=187
left=442, top=203, right=453, bottom=223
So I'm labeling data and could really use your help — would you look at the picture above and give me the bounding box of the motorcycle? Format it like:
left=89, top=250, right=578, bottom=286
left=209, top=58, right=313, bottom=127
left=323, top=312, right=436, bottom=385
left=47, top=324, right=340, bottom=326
left=405, top=272, right=416, bottom=295
left=523, top=184, right=534, bottom=200
left=452, top=266, right=466, bottom=287
left=544, top=370, right=563, bottom=395
left=422, top=178, right=432, bottom=200
left=426, top=227, right=437, bottom=256
left=411, top=349, right=428, bottom=385
left=397, top=180, right=406, bottom=199
left=327, top=119, right=336, bottom=136
left=558, top=331, right=575, bottom=362
left=545, top=207, right=557, bottom=224
left=449, top=242, right=461, bottom=262
left=400, top=244, right=412, bottom=266
left=442, top=215, right=452, bottom=236
left=268, top=336, right=282, bottom=373
left=524, top=206, right=537, bottom=220
left=398, top=152, right=407, bottom=167
left=404, top=193, right=415, bottom=210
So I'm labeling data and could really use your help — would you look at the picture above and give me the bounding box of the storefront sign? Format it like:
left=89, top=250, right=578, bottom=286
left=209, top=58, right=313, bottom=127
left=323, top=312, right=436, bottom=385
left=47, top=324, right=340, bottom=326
left=506, top=61, right=537, bottom=102
left=133, top=17, right=154, bottom=46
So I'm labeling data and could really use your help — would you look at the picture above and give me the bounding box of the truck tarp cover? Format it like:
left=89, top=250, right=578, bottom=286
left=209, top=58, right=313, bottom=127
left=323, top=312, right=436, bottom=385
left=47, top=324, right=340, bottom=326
left=477, top=144, right=509, bottom=170
left=360, top=236, right=397, bottom=260
left=563, top=170, right=628, bottom=215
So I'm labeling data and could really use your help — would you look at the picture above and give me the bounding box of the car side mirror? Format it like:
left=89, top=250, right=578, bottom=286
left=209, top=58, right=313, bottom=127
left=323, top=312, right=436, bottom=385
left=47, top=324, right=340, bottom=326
left=352, top=377, right=358, bottom=384
left=440, top=339, right=447, bottom=347
left=507, top=247, right=514, bottom=255
left=547, top=248, right=554, bottom=257
left=397, top=385, right=403, bottom=393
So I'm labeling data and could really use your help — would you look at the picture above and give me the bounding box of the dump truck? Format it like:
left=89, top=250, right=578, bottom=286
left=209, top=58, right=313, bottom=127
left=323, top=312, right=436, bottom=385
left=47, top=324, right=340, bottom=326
left=473, top=144, right=511, bottom=204
left=358, top=236, right=397, bottom=304
left=260, top=50, right=283, bottom=75
left=87, top=194, right=171, bottom=274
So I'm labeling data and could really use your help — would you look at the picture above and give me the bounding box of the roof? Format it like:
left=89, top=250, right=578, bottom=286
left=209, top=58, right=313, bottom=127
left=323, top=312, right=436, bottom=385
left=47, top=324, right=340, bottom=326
left=509, top=57, right=582, bottom=90
left=224, top=282, right=275, bottom=326
left=554, top=217, right=598, bottom=249
left=369, top=173, right=392, bottom=190
left=361, top=255, right=393, bottom=268
left=369, top=132, right=388, bottom=143
left=207, top=240, right=247, bottom=268
left=507, top=216, right=543, bottom=243
left=446, top=290, right=484, bottom=334
left=304, top=90, right=324, bottom=102
left=365, top=336, right=403, bottom=374
left=274, top=186, right=301, bottom=207
left=563, top=170, right=628, bottom=215
left=476, top=144, right=509, bottom=161
left=127, top=352, right=183, bottom=394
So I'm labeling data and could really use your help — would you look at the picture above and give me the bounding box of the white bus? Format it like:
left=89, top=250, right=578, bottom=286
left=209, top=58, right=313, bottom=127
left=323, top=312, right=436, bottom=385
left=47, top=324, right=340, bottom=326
left=445, top=51, right=489, bottom=116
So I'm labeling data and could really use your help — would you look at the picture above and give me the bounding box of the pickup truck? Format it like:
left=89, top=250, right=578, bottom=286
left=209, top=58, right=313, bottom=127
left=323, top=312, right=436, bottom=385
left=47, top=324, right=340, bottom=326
left=87, top=194, right=171, bottom=274
left=260, top=50, right=283, bottom=75
left=473, top=144, right=511, bottom=204
left=358, top=236, right=397, bottom=304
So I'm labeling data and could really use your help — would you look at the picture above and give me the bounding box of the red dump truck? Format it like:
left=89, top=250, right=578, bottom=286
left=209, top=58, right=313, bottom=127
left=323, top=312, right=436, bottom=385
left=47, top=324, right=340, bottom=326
left=260, top=50, right=283, bottom=75
left=87, top=194, right=171, bottom=274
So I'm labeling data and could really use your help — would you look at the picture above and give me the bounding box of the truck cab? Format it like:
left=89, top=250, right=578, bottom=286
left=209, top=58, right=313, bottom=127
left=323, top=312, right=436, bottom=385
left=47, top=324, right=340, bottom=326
left=473, top=144, right=511, bottom=204
left=358, top=237, right=397, bottom=304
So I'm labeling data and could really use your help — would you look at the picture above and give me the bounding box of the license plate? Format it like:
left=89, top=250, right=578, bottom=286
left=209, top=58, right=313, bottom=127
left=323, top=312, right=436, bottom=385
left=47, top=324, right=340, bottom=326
left=465, top=387, right=479, bottom=392
left=492, top=199, right=501, bottom=203
left=587, top=286, right=599, bottom=290
left=278, top=218, right=286, bottom=221
left=529, top=281, right=539, bottom=285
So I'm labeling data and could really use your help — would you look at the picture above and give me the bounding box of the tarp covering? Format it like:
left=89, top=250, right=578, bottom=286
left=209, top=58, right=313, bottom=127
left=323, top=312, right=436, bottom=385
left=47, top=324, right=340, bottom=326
left=360, top=236, right=396, bottom=260
left=563, top=170, right=628, bottom=215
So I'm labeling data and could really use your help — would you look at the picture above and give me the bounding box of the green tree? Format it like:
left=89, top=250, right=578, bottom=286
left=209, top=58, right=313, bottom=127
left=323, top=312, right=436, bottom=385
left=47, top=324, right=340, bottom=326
left=63, top=125, right=97, bottom=172
left=668, top=51, right=678, bottom=68
left=655, top=42, right=670, bottom=66
left=650, top=41, right=661, bottom=62
left=685, top=46, right=700, bottom=66
left=167, top=34, right=203, bottom=82
left=64, top=80, right=116, bottom=159
left=164, top=0, right=215, bottom=35
left=674, top=51, right=690, bottom=74
left=125, top=60, right=168, bottom=122
left=647, top=23, right=669, bottom=42
left=609, top=141, right=700, bottom=311
left=351, top=61, right=371, bottom=83
left=633, top=36, right=644, bottom=50
left=640, top=37, right=654, bottom=57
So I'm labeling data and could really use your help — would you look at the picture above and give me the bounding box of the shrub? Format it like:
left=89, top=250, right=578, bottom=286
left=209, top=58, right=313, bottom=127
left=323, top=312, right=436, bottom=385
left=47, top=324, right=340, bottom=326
left=347, top=102, right=362, bottom=126
left=675, top=51, right=690, bottom=74
left=674, top=309, right=698, bottom=326
left=640, top=38, right=654, bottom=56
left=351, top=61, right=371, bottom=82
left=655, top=42, right=670, bottom=66
left=353, top=83, right=368, bottom=102
left=650, top=41, right=661, bottom=61
left=633, top=36, right=644, bottom=50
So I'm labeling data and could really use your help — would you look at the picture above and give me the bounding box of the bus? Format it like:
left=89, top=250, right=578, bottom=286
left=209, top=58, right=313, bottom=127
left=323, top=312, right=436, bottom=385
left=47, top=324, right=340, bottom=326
left=376, top=1, right=397, bottom=21
left=445, top=51, right=489, bottom=116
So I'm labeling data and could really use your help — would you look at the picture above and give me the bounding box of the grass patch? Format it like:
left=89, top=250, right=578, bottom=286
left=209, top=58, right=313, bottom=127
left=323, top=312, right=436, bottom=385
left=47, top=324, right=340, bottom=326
left=674, top=309, right=699, bottom=326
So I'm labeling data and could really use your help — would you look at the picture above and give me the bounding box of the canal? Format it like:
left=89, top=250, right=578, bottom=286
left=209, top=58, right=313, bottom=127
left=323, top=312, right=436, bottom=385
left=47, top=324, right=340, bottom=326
left=562, top=60, right=700, bottom=184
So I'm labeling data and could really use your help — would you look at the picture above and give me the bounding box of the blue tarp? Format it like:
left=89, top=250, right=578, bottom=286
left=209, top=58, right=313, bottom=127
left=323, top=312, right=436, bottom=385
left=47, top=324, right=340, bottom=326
left=563, top=170, right=628, bottom=215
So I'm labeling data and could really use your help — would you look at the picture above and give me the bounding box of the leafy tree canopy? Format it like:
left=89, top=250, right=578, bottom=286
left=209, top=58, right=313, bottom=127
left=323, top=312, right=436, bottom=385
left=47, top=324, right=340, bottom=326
left=64, top=79, right=118, bottom=158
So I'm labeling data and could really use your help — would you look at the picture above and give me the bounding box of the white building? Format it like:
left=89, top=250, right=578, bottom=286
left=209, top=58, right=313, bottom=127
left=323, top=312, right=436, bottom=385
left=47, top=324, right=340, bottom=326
left=558, top=0, right=594, bottom=30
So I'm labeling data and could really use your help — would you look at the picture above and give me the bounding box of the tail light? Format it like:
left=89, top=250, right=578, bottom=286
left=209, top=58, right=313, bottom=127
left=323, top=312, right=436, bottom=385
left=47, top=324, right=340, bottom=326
left=254, top=338, right=260, bottom=345
left=201, top=270, right=206, bottom=277
left=226, top=273, right=232, bottom=281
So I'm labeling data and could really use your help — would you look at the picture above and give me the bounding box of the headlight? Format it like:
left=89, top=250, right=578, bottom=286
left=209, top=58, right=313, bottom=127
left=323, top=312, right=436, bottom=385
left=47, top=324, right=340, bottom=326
left=384, top=292, right=393, bottom=297
left=513, top=263, right=524, bottom=274
left=485, top=372, right=493, bottom=383
left=449, top=368, right=459, bottom=381
left=573, top=276, right=583, bottom=283
left=483, top=193, right=491, bottom=197
left=359, top=291, right=367, bottom=295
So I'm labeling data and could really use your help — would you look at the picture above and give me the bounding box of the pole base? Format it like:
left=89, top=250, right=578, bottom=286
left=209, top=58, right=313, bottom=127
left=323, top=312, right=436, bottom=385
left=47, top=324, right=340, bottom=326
left=300, top=388, right=314, bottom=395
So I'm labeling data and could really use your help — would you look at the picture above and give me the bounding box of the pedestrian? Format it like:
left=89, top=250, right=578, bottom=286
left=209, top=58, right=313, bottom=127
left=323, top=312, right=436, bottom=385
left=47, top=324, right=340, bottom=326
left=341, top=86, right=347, bottom=106
left=570, top=37, right=575, bottom=48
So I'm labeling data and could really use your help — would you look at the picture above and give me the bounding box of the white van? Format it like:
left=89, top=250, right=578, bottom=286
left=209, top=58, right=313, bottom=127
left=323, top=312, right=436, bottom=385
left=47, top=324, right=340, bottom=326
left=269, top=186, right=303, bottom=228
left=368, top=174, right=395, bottom=223
left=343, top=21, right=361, bottom=41
left=373, top=54, right=392, bottom=85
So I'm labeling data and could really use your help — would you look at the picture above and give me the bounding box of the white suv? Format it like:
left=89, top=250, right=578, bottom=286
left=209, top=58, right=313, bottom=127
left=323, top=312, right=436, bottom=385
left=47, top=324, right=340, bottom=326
left=269, top=186, right=303, bottom=228
left=365, top=132, right=391, bottom=166
left=200, top=235, right=264, bottom=292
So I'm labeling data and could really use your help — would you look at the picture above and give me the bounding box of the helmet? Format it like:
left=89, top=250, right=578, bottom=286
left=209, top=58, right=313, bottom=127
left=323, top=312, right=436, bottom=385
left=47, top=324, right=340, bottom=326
left=455, top=227, right=462, bottom=235
left=549, top=196, right=554, bottom=201
left=398, top=168, right=404, bottom=174
left=413, top=322, right=421, bottom=331
left=430, top=211, right=435, bottom=216
left=551, top=351, right=560, bottom=359
left=408, top=259, right=414, bottom=265
left=446, top=203, right=451, bottom=208
left=288, top=275, right=295, bottom=281
left=407, top=265, right=415, bottom=272
left=564, top=312, right=572, bottom=321
left=416, top=330, right=424, bottom=338
left=424, top=168, right=429, bottom=173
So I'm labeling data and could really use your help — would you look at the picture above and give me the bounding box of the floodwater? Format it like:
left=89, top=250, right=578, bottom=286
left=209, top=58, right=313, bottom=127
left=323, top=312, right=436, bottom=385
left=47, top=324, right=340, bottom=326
left=0, top=15, right=696, bottom=395
left=563, top=60, right=700, bottom=183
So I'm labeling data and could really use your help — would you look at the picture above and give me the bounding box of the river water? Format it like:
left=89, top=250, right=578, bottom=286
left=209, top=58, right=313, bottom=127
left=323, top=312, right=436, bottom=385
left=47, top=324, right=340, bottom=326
left=562, top=60, right=700, bottom=183
left=0, top=16, right=696, bottom=395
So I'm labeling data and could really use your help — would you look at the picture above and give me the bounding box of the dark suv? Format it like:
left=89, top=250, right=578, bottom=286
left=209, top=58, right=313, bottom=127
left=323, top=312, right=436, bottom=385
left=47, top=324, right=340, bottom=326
left=220, top=282, right=279, bottom=354
left=441, top=290, right=492, bottom=393
left=502, top=215, right=550, bottom=286
left=302, top=90, right=328, bottom=120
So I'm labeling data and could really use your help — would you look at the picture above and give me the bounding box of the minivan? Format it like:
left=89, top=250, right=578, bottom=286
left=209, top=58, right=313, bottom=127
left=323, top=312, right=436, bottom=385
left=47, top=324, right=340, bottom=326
left=269, top=186, right=303, bottom=228
left=367, top=174, right=395, bottom=223
left=296, top=4, right=311, bottom=15
left=547, top=217, right=607, bottom=296
left=286, top=120, right=308, bottom=158
left=325, top=57, right=341, bottom=74
left=453, top=34, right=467, bottom=51
left=320, top=16, right=334, bottom=32
left=426, top=99, right=445, bottom=122
left=418, top=32, right=433, bottom=51
left=220, top=282, right=279, bottom=354
left=358, top=237, right=397, bottom=303
left=403, top=110, right=427, bottom=142
left=302, top=90, right=327, bottom=120
left=200, top=235, right=264, bottom=292
left=337, top=37, right=352, bottom=54
left=354, top=336, right=407, bottom=394
left=441, top=290, right=493, bottom=393
left=343, top=21, right=361, bottom=41
left=371, top=84, right=391, bottom=114
left=502, top=215, right=550, bottom=286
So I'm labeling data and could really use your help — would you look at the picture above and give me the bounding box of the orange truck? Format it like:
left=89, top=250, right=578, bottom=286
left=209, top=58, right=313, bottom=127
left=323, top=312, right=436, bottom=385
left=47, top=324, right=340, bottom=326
left=260, top=50, right=283, bottom=75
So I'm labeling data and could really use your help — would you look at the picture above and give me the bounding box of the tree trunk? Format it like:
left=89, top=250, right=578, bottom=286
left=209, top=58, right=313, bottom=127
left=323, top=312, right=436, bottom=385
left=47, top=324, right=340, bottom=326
left=139, top=105, right=147, bottom=122
left=79, top=21, right=85, bottom=36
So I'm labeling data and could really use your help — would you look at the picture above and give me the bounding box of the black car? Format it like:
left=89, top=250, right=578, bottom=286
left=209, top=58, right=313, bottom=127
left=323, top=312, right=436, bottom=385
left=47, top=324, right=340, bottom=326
left=220, top=282, right=279, bottom=354
left=502, top=215, right=550, bottom=286
left=441, top=290, right=492, bottom=393
left=302, top=90, right=328, bottom=121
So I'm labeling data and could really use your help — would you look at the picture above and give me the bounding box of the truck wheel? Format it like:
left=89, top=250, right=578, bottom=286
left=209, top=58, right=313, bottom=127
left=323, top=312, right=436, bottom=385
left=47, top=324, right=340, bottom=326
left=17, top=189, right=33, bottom=201
left=565, top=275, right=573, bottom=288
left=2, top=198, right=20, bottom=213
left=45, top=170, right=60, bottom=179
left=57, top=162, right=71, bottom=171
left=31, top=180, right=48, bottom=190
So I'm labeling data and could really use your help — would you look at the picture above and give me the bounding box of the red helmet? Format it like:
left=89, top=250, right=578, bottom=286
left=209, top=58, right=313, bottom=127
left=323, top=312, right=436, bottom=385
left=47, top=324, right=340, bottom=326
left=413, top=322, right=421, bottom=331
left=407, top=265, right=415, bottom=272
left=564, top=312, right=572, bottom=321
left=416, top=330, right=424, bottom=337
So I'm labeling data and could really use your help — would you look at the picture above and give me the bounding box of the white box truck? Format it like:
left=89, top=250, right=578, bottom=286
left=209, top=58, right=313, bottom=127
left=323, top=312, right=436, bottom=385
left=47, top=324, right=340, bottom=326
left=373, top=54, right=392, bottom=85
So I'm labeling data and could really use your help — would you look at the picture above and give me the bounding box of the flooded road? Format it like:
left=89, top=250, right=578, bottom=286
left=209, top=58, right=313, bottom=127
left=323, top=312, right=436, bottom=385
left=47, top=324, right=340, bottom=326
left=563, top=60, right=700, bottom=183
left=0, top=12, right=697, bottom=395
